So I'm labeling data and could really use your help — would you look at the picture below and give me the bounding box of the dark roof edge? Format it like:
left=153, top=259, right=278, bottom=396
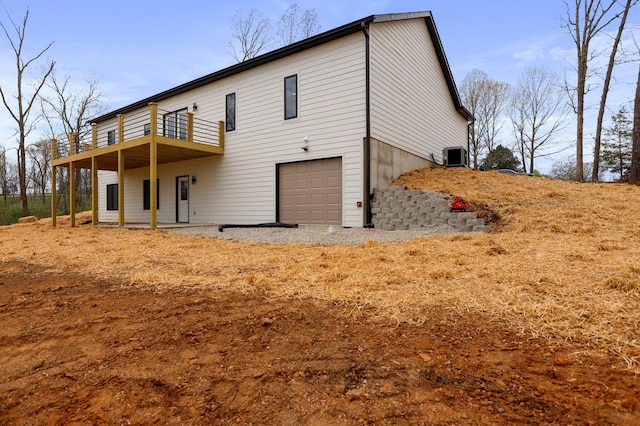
left=91, top=15, right=376, bottom=123
left=92, top=11, right=473, bottom=123
left=421, top=13, right=474, bottom=122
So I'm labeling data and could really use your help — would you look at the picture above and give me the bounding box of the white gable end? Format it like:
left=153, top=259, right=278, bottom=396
left=369, top=18, right=469, bottom=161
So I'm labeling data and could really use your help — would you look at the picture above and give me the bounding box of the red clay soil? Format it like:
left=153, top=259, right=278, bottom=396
left=1, top=261, right=638, bottom=425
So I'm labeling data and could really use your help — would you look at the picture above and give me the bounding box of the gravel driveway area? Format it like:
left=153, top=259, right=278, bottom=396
left=164, top=223, right=466, bottom=245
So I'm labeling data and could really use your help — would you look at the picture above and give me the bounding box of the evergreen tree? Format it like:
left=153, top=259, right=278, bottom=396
left=481, top=145, right=521, bottom=171
left=601, top=106, right=633, bottom=181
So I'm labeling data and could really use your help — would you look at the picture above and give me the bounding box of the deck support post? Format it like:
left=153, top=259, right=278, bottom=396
left=69, top=161, right=76, bottom=228
left=51, top=139, right=57, bottom=228
left=149, top=102, right=158, bottom=230
left=91, top=124, right=98, bottom=225
left=118, top=150, right=125, bottom=227
left=92, top=156, right=98, bottom=226
left=150, top=140, right=157, bottom=230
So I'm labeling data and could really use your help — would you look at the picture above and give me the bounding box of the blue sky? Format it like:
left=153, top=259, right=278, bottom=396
left=1, top=0, right=639, bottom=173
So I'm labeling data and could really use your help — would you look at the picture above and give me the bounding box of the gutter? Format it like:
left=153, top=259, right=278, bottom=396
left=361, top=22, right=372, bottom=227
left=91, top=16, right=377, bottom=124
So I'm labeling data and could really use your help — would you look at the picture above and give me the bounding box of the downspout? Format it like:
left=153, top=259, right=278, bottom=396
left=467, top=120, right=472, bottom=168
left=361, top=21, right=372, bottom=226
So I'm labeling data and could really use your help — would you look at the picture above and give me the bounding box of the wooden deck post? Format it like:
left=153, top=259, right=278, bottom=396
left=92, top=156, right=98, bottom=226
left=218, top=121, right=225, bottom=151
left=68, top=133, right=76, bottom=228
left=187, top=112, right=194, bottom=142
left=150, top=136, right=158, bottom=231
left=118, top=150, right=125, bottom=227
left=69, top=161, right=76, bottom=228
left=117, top=114, right=124, bottom=145
left=149, top=102, right=158, bottom=230
left=51, top=139, right=57, bottom=228
left=91, top=124, right=98, bottom=225
left=91, top=123, right=97, bottom=149
left=149, top=103, right=158, bottom=137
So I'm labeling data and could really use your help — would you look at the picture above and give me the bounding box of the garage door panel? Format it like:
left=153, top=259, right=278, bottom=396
left=310, top=194, right=325, bottom=204
left=279, top=158, right=342, bottom=225
left=310, top=178, right=325, bottom=189
left=310, top=162, right=326, bottom=172
left=324, top=195, right=342, bottom=206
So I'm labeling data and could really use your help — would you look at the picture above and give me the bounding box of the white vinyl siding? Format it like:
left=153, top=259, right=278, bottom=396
left=369, top=19, right=468, bottom=160
left=98, top=33, right=367, bottom=226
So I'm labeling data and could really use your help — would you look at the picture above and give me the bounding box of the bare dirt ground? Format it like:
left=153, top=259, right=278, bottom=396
left=1, top=260, right=638, bottom=425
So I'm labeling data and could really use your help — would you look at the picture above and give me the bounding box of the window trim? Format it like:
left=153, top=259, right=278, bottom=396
left=106, top=183, right=118, bottom=211
left=284, top=74, right=298, bottom=120
left=225, top=92, right=236, bottom=132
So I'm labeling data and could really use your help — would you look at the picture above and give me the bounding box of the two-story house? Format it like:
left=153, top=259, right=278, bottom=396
left=51, top=11, right=472, bottom=229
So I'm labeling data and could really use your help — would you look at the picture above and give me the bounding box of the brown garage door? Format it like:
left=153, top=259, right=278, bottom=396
left=279, top=158, right=342, bottom=225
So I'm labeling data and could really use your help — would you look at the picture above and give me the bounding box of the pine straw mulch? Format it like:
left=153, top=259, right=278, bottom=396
left=1, top=167, right=639, bottom=366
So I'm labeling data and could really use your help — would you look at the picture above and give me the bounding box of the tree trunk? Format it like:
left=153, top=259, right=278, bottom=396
left=592, top=0, right=632, bottom=181
left=576, top=53, right=587, bottom=182
left=631, top=64, right=640, bottom=185
left=18, top=133, right=28, bottom=217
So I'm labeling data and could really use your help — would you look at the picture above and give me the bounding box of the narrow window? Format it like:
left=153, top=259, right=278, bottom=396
left=106, top=184, right=118, bottom=210
left=180, top=180, right=189, bottom=201
left=284, top=74, right=297, bottom=120
left=107, top=130, right=116, bottom=145
left=143, top=179, right=160, bottom=210
left=163, top=109, right=187, bottom=140
left=226, top=93, right=236, bottom=132
left=143, top=123, right=150, bottom=136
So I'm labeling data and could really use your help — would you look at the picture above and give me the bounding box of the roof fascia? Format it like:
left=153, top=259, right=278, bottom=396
left=92, top=16, right=375, bottom=123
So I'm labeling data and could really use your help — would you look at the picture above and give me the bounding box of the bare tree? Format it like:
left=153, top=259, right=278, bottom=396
left=549, top=157, right=600, bottom=181
left=592, top=0, right=638, bottom=181
left=277, top=4, right=321, bottom=46
left=40, top=71, right=106, bottom=210
left=228, top=8, right=272, bottom=62
left=0, top=146, right=18, bottom=203
left=562, top=0, right=626, bottom=181
left=0, top=7, right=55, bottom=217
left=459, top=69, right=510, bottom=169
left=26, top=138, right=50, bottom=203
left=631, top=64, right=640, bottom=184
left=509, top=66, right=568, bottom=173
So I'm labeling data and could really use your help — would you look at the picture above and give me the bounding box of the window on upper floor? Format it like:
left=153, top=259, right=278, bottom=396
left=163, top=109, right=188, bottom=140
left=107, top=130, right=116, bottom=145
left=143, top=179, right=160, bottom=210
left=143, top=123, right=150, bottom=136
left=226, top=93, right=236, bottom=132
left=106, top=184, right=118, bottom=210
left=284, top=74, right=297, bottom=120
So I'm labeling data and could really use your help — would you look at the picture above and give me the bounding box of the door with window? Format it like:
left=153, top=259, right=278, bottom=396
left=177, top=176, right=189, bottom=223
left=164, top=109, right=188, bottom=140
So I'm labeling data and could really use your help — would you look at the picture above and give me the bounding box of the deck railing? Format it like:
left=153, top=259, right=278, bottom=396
left=52, top=102, right=224, bottom=160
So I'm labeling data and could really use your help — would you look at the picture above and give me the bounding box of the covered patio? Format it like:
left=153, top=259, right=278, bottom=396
left=51, top=103, right=224, bottom=229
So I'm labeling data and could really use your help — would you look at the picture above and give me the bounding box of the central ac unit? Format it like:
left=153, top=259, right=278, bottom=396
left=443, top=146, right=468, bottom=167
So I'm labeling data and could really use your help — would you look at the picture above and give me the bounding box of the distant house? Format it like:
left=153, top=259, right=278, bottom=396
left=51, top=11, right=472, bottom=229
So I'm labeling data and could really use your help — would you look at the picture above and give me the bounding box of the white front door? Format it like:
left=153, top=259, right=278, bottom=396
left=177, top=176, right=189, bottom=223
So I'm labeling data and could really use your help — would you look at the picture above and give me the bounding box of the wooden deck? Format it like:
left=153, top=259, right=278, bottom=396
left=51, top=103, right=224, bottom=229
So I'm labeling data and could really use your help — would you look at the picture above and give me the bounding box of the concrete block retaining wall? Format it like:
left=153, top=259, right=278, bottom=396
left=371, top=186, right=490, bottom=232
